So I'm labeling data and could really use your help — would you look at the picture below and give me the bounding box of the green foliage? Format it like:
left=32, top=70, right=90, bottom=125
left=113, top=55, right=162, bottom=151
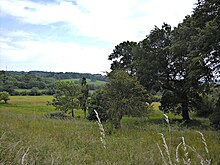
left=49, top=81, right=80, bottom=117
left=0, top=91, right=10, bottom=103
left=0, top=70, right=107, bottom=96
left=44, top=112, right=71, bottom=120
left=108, top=41, right=137, bottom=75
left=210, top=96, right=220, bottom=130
left=107, top=0, right=220, bottom=122
left=78, top=77, right=89, bottom=118
left=87, top=89, right=108, bottom=122
left=196, top=93, right=215, bottom=117
left=105, top=70, right=148, bottom=128
left=29, top=87, right=40, bottom=96
left=88, top=70, right=149, bottom=129
left=134, top=23, right=171, bottom=93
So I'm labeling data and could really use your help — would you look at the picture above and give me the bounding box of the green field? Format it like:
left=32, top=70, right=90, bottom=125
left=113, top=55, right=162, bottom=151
left=15, top=89, right=46, bottom=93
left=0, top=96, right=220, bottom=164
left=62, top=78, right=107, bottom=86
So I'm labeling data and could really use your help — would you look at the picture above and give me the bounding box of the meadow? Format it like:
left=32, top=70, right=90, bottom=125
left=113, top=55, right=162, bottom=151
left=0, top=96, right=220, bottom=164
left=62, top=78, right=107, bottom=86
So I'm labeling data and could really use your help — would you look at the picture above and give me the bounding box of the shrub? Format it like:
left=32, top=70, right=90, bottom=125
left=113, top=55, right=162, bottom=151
left=44, top=112, right=70, bottom=120
left=0, top=91, right=10, bottom=103
left=87, top=89, right=108, bottom=122
left=196, top=94, right=215, bottom=117
left=210, top=96, right=220, bottom=130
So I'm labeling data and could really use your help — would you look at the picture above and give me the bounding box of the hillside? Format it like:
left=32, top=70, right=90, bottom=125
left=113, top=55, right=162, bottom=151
left=0, top=70, right=107, bottom=96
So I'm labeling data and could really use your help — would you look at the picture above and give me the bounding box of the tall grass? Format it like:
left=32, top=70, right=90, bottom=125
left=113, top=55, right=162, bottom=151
left=157, top=114, right=214, bottom=165
left=94, top=110, right=106, bottom=149
left=0, top=96, right=220, bottom=164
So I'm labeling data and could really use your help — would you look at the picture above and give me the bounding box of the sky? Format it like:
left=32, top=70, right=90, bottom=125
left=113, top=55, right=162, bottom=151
left=0, top=0, right=197, bottom=74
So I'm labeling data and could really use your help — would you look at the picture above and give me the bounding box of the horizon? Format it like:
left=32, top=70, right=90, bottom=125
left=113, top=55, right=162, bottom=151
left=1, top=69, right=107, bottom=75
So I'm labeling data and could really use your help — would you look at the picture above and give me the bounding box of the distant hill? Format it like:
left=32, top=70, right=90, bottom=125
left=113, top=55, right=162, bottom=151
left=0, top=70, right=107, bottom=96
left=7, top=70, right=107, bottom=81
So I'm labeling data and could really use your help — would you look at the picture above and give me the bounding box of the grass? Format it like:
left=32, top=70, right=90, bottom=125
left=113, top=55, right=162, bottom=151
left=0, top=96, right=54, bottom=114
left=0, top=96, right=220, bottom=164
left=62, top=78, right=107, bottom=86
left=15, top=89, right=46, bottom=93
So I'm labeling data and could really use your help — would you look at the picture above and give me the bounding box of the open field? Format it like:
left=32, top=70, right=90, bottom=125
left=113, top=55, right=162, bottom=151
left=14, top=89, right=46, bottom=93
left=0, top=96, right=55, bottom=114
left=62, top=78, right=107, bottom=86
left=0, top=96, right=220, bottom=164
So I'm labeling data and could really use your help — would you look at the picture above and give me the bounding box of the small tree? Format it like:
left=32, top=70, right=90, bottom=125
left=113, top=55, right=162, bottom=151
left=30, top=87, right=39, bottom=96
left=0, top=91, right=10, bottom=103
left=49, top=81, right=80, bottom=118
left=87, top=88, right=108, bottom=122
left=104, top=70, right=148, bottom=129
left=78, top=77, right=89, bottom=118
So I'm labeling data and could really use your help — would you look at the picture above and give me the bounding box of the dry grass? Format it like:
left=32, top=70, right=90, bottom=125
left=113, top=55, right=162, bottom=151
left=157, top=114, right=215, bottom=165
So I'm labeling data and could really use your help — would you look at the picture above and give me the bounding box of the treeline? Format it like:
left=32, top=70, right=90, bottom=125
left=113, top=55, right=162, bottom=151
left=7, top=71, right=107, bottom=81
left=0, top=70, right=107, bottom=96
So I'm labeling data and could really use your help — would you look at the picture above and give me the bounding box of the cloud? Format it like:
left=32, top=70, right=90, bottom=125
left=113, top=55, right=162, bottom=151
left=0, top=0, right=197, bottom=73
left=0, top=28, right=36, bottom=41
left=0, top=40, right=111, bottom=73
left=0, top=0, right=197, bottom=44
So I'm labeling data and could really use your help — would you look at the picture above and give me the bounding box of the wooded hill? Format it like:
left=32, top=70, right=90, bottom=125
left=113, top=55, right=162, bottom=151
left=0, top=70, right=107, bottom=96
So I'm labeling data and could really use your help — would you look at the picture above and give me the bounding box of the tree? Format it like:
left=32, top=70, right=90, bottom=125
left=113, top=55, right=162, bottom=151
left=103, top=70, right=148, bottom=129
left=78, top=77, right=89, bottom=118
left=135, top=23, right=195, bottom=119
left=49, top=81, right=80, bottom=118
left=30, top=87, right=39, bottom=96
left=136, top=23, right=172, bottom=92
left=0, top=71, right=16, bottom=95
left=87, top=88, right=108, bottom=122
left=107, top=0, right=219, bottom=122
left=210, top=95, right=220, bottom=130
left=161, top=0, right=220, bottom=120
left=135, top=0, right=220, bottom=121
left=108, top=41, right=137, bottom=75
left=0, top=91, right=10, bottom=103
left=137, top=22, right=212, bottom=121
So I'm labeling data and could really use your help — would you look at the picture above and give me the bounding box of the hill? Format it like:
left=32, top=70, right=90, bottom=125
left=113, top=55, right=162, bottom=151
left=0, top=70, right=107, bottom=96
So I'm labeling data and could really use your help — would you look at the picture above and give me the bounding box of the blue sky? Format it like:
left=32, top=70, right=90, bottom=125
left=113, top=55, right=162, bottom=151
left=0, top=0, right=197, bottom=74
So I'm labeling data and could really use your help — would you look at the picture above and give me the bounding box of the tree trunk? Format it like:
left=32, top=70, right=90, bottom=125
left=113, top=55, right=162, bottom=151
left=83, top=105, right=86, bottom=119
left=181, top=102, right=190, bottom=121
left=114, top=121, right=121, bottom=129
left=71, top=109, right=74, bottom=118
left=114, top=114, right=123, bottom=129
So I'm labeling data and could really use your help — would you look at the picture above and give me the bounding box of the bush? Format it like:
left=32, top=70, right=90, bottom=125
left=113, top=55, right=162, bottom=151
left=0, top=91, right=10, bottom=103
left=210, top=96, right=220, bottom=130
left=87, top=89, right=108, bottom=122
left=44, top=112, right=71, bottom=120
left=196, top=94, right=215, bottom=117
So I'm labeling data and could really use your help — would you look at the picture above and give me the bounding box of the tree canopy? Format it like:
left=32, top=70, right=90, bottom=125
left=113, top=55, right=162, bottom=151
left=49, top=81, right=80, bottom=118
left=90, top=70, right=148, bottom=128
left=0, top=91, right=10, bottom=103
left=108, top=0, right=220, bottom=121
left=78, top=77, right=89, bottom=118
